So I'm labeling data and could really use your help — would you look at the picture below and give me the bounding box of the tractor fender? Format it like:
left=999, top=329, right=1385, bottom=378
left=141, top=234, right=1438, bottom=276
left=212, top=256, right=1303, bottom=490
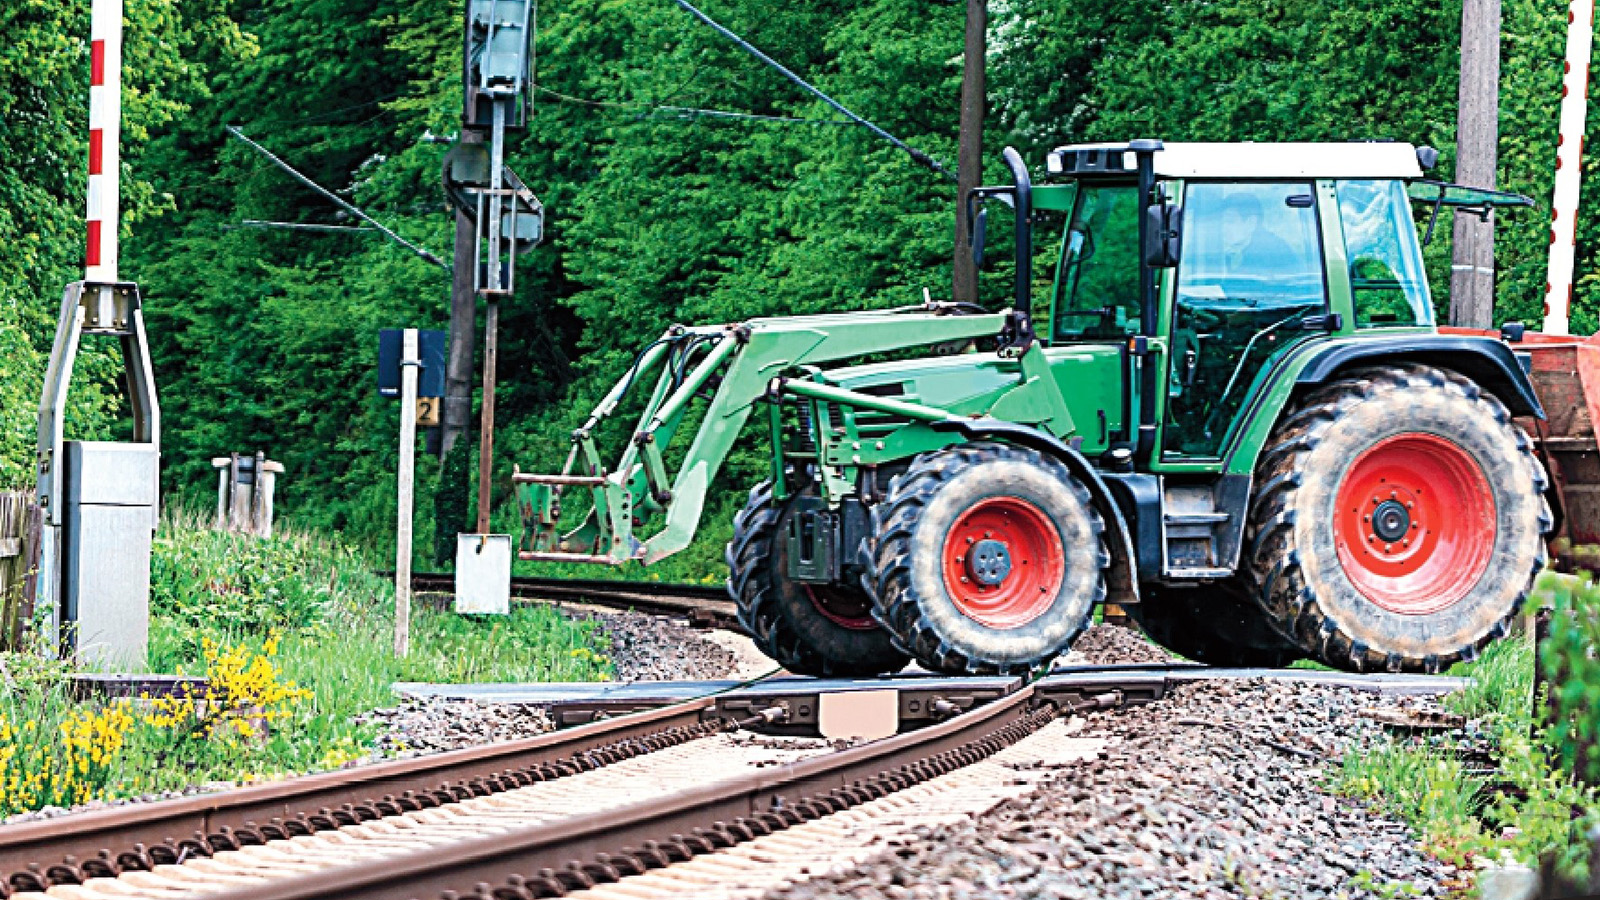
left=929, top=418, right=1141, bottom=606
left=1293, top=335, right=1545, bottom=419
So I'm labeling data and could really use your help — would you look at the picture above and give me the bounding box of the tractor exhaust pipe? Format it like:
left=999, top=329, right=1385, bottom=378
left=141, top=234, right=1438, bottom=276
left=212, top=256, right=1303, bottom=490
left=1001, top=146, right=1033, bottom=346
left=961, top=147, right=1036, bottom=350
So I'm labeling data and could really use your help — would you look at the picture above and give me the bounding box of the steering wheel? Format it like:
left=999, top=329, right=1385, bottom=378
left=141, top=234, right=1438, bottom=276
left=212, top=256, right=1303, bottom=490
left=1176, top=302, right=1226, bottom=331
left=1057, top=307, right=1122, bottom=333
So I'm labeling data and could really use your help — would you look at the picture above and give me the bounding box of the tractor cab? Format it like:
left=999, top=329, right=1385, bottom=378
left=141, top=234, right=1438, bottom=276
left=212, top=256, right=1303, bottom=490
left=970, top=141, right=1533, bottom=465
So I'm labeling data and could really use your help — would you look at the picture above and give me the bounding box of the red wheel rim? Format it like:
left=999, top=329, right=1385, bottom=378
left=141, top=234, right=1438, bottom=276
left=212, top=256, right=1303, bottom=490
left=940, top=496, right=1065, bottom=629
left=804, top=584, right=877, bottom=630
left=1333, top=433, right=1496, bottom=615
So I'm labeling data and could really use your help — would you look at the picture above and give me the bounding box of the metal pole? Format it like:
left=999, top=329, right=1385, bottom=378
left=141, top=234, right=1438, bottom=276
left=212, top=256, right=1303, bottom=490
left=1544, top=0, right=1594, bottom=336
left=1448, top=0, right=1502, bottom=329
left=442, top=134, right=483, bottom=460
left=396, top=329, right=419, bottom=658
left=471, top=103, right=510, bottom=535
left=952, top=0, right=985, bottom=304
left=475, top=302, right=499, bottom=535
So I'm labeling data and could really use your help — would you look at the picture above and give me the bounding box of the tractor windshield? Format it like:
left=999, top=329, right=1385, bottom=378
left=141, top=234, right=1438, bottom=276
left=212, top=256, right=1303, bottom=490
left=1051, top=183, right=1142, bottom=341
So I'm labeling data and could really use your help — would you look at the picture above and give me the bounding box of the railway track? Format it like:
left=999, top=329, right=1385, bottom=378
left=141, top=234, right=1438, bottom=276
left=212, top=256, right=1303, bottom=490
left=404, top=572, right=741, bottom=631
left=1, top=664, right=1470, bottom=900
left=0, top=673, right=1155, bottom=900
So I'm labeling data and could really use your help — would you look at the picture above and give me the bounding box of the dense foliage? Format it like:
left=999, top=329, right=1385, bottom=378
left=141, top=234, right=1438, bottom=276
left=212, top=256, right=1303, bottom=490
left=1542, top=574, right=1600, bottom=784
left=0, top=0, right=1595, bottom=570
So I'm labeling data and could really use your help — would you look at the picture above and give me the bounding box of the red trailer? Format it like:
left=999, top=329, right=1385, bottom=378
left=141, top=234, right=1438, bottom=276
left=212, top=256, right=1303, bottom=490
left=1443, top=328, right=1600, bottom=566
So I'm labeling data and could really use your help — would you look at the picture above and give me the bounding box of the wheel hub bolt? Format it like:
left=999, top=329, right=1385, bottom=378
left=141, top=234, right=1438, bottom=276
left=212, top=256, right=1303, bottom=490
left=966, top=539, right=1012, bottom=586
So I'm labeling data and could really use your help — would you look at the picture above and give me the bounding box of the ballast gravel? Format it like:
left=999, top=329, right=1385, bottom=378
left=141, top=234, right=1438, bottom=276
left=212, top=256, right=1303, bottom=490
left=359, top=695, right=557, bottom=755
left=588, top=610, right=743, bottom=682
left=767, top=678, right=1463, bottom=900
left=1060, top=623, right=1175, bottom=667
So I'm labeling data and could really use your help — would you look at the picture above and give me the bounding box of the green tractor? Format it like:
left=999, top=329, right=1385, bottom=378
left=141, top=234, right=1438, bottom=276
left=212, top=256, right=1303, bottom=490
left=516, top=140, right=1551, bottom=676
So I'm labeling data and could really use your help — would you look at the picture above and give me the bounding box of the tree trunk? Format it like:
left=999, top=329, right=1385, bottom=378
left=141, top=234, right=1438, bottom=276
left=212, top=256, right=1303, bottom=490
left=951, top=0, right=986, bottom=304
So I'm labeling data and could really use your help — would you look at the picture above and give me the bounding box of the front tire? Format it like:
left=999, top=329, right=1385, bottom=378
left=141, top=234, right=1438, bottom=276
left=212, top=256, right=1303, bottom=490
left=727, top=483, right=908, bottom=677
left=865, top=442, right=1106, bottom=675
left=1245, top=365, right=1550, bottom=672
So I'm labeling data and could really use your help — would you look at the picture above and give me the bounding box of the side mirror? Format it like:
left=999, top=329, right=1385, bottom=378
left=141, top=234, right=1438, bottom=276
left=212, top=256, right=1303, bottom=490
left=971, top=207, right=988, bottom=267
left=1144, top=202, right=1181, bottom=268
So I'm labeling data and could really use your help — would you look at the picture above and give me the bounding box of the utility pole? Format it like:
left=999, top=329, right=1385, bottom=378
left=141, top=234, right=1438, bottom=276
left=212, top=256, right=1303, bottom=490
left=1449, top=0, right=1502, bottom=328
left=448, top=0, right=542, bottom=539
left=952, top=0, right=986, bottom=303
left=476, top=300, right=500, bottom=534
left=442, top=137, right=481, bottom=460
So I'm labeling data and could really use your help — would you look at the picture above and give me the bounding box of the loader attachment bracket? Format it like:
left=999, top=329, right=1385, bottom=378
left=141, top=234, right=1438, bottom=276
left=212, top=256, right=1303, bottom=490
left=512, top=311, right=1010, bottom=568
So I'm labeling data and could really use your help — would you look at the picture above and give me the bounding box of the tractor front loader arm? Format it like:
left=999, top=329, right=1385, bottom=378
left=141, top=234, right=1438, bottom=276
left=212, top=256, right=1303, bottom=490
left=514, top=309, right=1010, bottom=567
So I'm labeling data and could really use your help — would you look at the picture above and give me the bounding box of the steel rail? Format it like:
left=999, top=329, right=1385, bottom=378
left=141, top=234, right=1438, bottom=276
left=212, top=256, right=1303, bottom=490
left=204, top=685, right=1063, bottom=900
left=404, top=571, right=742, bottom=631
left=0, top=699, right=718, bottom=889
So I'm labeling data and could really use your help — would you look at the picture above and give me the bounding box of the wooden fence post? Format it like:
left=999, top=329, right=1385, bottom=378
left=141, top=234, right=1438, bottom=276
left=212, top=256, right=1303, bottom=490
left=0, top=492, right=42, bottom=650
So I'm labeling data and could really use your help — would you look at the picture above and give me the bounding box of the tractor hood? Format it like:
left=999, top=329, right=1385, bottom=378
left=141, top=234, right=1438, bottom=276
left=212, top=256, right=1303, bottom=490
left=823, top=352, right=1022, bottom=417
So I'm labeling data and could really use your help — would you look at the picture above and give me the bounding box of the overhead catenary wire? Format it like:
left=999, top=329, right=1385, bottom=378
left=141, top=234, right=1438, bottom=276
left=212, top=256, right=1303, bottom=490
left=647, top=104, right=856, bottom=125
left=531, top=83, right=854, bottom=125
left=224, top=125, right=449, bottom=270
left=667, top=0, right=957, bottom=183
left=222, top=220, right=380, bottom=234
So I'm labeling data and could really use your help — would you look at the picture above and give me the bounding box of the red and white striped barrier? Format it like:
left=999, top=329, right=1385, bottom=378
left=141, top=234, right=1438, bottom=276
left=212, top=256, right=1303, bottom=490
left=85, top=0, right=122, bottom=284
left=1545, top=0, right=1593, bottom=336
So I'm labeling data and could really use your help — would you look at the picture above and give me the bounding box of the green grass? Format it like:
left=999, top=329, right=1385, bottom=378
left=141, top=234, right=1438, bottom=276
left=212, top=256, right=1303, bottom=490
left=1332, top=595, right=1600, bottom=883
left=1336, top=741, right=1483, bottom=862
left=1442, top=635, right=1536, bottom=731
left=146, top=509, right=615, bottom=775
left=2, top=510, right=617, bottom=814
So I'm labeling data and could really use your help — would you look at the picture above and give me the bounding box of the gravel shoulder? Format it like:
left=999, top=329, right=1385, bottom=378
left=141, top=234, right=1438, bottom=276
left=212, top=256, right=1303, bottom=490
left=769, top=678, right=1463, bottom=900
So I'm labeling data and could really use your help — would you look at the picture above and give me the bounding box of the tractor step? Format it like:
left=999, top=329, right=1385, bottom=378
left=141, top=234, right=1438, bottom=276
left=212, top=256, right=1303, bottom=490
left=1163, top=566, right=1233, bottom=581
left=1163, top=511, right=1230, bottom=525
left=1160, top=479, right=1249, bottom=578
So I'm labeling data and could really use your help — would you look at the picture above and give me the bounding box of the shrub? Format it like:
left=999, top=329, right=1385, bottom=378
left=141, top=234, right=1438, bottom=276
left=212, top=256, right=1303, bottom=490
left=149, top=509, right=389, bottom=662
left=1539, top=574, right=1600, bottom=784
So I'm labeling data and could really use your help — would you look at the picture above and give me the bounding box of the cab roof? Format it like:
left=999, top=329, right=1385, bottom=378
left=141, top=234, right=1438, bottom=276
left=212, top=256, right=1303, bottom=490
left=1046, top=141, right=1426, bottom=180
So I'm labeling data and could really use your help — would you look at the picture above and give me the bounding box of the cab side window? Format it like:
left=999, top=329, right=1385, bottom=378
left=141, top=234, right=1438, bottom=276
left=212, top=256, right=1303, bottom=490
left=1052, top=184, right=1142, bottom=341
left=1164, top=182, right=1327, bottom=459
left=1336, top=180, right=1433, bottom=328
left=1178, top=183, right=1324, bottom=305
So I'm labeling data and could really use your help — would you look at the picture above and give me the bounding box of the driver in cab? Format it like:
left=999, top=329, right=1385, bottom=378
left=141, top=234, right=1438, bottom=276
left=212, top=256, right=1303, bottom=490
left=1219, top=193, right=1295, bottom=281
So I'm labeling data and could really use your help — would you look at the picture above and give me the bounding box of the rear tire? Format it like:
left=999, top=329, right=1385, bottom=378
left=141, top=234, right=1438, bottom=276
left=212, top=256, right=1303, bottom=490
left=1245, top=365, right=1550, bottom=672
left=865, top=442, right=1106, bottom=675
left=1130, top=583, right=1302, bottom=668
left=727, top=483, right=908, bottom=677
